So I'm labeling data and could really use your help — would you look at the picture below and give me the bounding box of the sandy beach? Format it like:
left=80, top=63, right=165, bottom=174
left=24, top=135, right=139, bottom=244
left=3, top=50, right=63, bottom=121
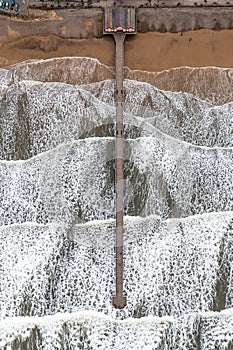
left=0, top=29, right=232, bottom=71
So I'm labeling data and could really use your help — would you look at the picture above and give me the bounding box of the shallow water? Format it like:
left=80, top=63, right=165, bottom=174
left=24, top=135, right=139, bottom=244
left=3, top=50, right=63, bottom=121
left=0, top=57, right=233, bottom=349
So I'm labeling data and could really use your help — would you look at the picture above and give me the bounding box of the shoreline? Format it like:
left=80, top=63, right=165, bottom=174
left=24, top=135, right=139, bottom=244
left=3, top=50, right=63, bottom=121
left=0, top=30, right=233, bottom=71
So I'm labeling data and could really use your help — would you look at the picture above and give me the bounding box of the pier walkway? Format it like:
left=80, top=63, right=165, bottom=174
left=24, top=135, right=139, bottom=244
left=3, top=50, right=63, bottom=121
left=112, top=33, right=127, bottom=309
left=103, top=6, right=136, bottom=309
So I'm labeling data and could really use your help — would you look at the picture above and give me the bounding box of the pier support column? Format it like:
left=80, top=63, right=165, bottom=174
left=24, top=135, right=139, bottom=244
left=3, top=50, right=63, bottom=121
left=112, top=33, right=127, bottom=309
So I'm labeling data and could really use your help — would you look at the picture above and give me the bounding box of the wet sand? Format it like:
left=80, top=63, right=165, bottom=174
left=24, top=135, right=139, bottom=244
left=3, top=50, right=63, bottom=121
left=0, top=29, right=233, bottom=71
left=125, top=30, right=233, bottom=71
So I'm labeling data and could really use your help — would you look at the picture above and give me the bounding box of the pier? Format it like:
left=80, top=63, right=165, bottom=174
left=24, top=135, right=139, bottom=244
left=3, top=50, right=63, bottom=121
left=104, top=7, right=136, bottom=309
left=112, top=33, right=126, bottom=309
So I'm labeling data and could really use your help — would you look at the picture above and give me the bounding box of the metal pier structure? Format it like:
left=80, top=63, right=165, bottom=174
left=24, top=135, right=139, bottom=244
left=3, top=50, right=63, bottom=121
left=104, top=7, right=136, bottom=309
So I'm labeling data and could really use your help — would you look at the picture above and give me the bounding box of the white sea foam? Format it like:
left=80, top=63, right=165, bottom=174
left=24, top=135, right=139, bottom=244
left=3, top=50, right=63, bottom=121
left=0, top=60, right=233, bottom=349
left=0, top=309, right=232, bottom=349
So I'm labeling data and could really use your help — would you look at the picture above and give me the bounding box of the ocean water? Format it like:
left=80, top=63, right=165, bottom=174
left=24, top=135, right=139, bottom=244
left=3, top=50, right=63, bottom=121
left=0, top=57, right=232, bottom=349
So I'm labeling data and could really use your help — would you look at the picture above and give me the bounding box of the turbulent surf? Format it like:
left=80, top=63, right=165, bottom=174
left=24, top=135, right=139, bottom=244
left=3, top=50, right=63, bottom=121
left=0, top=57, right=232, bottom=349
